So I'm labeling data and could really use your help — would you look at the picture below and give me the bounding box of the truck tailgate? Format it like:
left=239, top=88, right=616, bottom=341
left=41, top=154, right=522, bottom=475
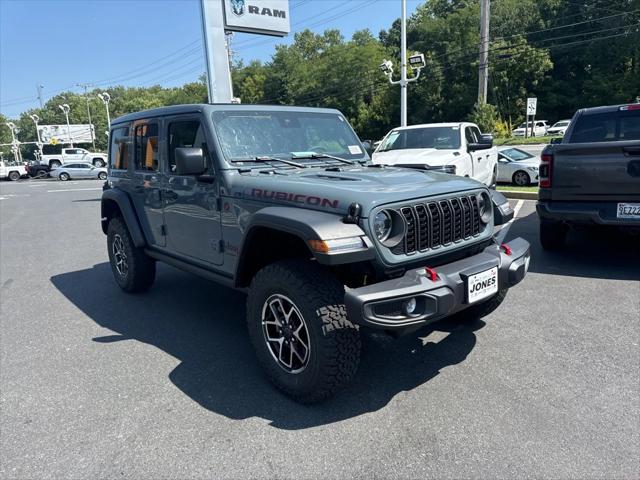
left=550, top=140, right=640, bottom=201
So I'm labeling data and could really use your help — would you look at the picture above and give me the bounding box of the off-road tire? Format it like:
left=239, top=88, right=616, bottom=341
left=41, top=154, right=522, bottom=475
left=247, top=260, right=361, bottom=403
left=59, top=172, right=70, bottom=181
left=107, top=217, right=155, bottom=293
left=454, top=288, right=508, bottom=322
left=8, top=171, right=20, bottom=181
left=512, top=170, right=531, bottom=186
left=93, top=158, right=105, bottom=167
left=540, top=220, right=566, bottom=250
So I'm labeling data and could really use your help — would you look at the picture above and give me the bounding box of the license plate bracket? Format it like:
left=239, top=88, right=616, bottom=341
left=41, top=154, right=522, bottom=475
left=464, top=266, right=499, bottom=304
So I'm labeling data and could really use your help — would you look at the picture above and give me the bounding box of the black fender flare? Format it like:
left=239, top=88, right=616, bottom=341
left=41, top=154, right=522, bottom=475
left=101, top=189, right=146, bottom=247
left=237, top=206, right=374, bottom=270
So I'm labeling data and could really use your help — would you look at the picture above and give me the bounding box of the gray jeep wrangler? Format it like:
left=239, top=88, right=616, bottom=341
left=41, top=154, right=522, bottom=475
left=101, top=104, right=530, bottom=403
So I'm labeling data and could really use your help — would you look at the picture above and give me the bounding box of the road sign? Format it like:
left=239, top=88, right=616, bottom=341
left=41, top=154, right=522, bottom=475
left=527, top=97, right=537, bottom=116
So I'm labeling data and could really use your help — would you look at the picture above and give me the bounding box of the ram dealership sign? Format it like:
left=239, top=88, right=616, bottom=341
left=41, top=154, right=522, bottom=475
left=223, top=0, right=290, bottom=36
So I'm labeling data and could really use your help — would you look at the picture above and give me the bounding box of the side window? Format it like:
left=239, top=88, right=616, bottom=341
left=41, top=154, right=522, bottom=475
left=464, top=127, right=476, bottom=145
left=65, top=149, right=78, bottom=155
left=134, top=123, right=159, bottom=172
left=620, top=114, right=640, bottom=140
left=471, top=126, right=482, bottom=142
left=109, top=127, right=131, bottom=170
left=167, top=120, right=206, bottom=173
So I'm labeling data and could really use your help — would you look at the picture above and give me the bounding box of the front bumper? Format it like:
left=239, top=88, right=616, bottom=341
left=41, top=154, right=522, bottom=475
left=537, top=201, right=640, bottom=226
left=344, top=237, right=530, bottom=330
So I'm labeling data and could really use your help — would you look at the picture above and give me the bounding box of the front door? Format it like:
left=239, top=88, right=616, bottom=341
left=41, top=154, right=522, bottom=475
left=130, top=121, right=165, bottom=247
left=162, top=116, right=223, bottom=265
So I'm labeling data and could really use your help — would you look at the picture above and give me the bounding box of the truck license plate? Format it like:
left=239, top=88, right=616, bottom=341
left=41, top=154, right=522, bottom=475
left=467, top=267, right=498, bottom=304
left=617, top=203, right=640, bottom=219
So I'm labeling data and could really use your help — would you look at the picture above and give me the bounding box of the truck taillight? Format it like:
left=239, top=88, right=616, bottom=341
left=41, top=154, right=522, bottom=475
left=539, top=153, right=553, bottom=188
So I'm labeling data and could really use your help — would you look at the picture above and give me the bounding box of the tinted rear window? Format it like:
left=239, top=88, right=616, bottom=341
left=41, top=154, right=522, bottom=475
left=570, top=110, right=640, bottom=143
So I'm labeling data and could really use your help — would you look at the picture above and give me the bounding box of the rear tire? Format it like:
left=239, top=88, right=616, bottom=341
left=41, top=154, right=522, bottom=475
left=93, top=158, right=105, bottom=167
left=50, top=160, right=61, bottom=169
left=247, top=260, right=361, bottom=403
left=512, top=170, right=531, bottom=186
left=8, top=171, right=20, bottom=181
left=107, top=217, right=155, bottom=293
left=540, top=220, right=566, bottom=250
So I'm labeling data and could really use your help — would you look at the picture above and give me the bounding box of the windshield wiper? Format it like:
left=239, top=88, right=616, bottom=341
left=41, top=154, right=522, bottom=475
left=292, top=152, right=360, bottom=165
left=231, top=156, right=306, bottom=168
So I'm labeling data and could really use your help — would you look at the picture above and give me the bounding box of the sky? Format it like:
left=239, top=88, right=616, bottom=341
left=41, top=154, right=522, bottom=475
left=0, top=0, right=421, bottom=118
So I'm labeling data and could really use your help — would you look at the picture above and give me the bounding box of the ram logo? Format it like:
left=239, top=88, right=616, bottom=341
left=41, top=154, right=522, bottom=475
left=230, top=0, right=245, bottom=16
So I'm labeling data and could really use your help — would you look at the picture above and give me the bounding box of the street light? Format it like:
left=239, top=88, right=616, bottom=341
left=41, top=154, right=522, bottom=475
left=58, top=103, right=73, bottom=148
left=98, top=92, right=111, bottom=131
left=29, top=114, right=43, bottom=159
left=378, top=0, right=426, bottom=127
left=5, top=122, right=22, bottom=162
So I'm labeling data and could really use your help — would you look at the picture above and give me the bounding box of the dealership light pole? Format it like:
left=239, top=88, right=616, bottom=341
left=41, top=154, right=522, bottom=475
left=29, top=114, right=43, bottom=158
left=98, top=92, right=111, bottom=131
left=379, top=0, right=425, bottom=127
left=59, top=104, right=73, bottom=147
left=77, top=83, right=96, bottom=150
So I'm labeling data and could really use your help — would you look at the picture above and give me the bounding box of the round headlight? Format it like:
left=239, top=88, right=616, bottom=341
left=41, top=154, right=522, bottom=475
left=477, top=191, right=493, bottom=224
left=373, top=210, right=392, bottom=241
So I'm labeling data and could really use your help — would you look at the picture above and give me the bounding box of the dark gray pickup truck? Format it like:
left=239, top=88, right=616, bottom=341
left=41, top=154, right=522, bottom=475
left=537, top=103, right=640, bottom=249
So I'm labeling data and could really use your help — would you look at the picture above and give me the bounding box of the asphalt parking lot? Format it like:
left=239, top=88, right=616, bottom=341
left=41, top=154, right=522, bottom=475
left=1, top=178, right=638, bottom=479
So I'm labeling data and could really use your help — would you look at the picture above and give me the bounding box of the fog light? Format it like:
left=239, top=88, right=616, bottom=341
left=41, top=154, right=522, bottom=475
left=403, top=298, right=417, bottom=315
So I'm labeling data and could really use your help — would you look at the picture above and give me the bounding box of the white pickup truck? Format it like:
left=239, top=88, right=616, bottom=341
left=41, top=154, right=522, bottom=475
left=39, top=148, right=107, bottom=169
left=372, top=122, right=498, bottom=187
left=0, top=160, right=27, bottom=181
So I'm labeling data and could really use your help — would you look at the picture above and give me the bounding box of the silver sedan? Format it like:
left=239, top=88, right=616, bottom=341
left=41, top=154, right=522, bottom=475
left=50, top=163, right=108, bottom=181
left=497, top=147, right=540, bottom=186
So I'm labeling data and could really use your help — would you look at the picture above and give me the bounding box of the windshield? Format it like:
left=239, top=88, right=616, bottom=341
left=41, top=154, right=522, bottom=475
left=378, top=126, right=461, bottom=152
left=212, top=110, right=366, bottom=162
left=501, top=148, right=533, bottom=161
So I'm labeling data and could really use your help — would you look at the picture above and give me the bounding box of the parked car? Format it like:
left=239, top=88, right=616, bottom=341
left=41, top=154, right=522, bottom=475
left=25, top=160, right=50, bottom=178
left=546, top=119, right=571, bottom=136
left=372, top=122, right=498, bottom=187
left=39, top=147, right=107, bottom=169
left=537, top=103, right=640, bottom=249
left=101, top=104, right=530, bottom=403
left=50, top=162, right=107, bottom=181
left=512, top=120, right=549, bottom=137
left=0, top=160, right=27, bottom=181
left=497, top=147, right=539, bottom=186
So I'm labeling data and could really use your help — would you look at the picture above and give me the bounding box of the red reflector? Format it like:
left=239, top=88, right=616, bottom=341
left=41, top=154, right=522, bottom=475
left=425, top=267, right=438, bottom=281
left=621, top=104, right=640, bottom=111
left=501, top=243, right=512, bottom=255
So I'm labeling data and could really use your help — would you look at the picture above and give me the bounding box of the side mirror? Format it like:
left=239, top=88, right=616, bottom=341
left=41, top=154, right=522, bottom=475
left=175, top=147, right=206, bottom=176
left=361, top=140, right=374, bottom=155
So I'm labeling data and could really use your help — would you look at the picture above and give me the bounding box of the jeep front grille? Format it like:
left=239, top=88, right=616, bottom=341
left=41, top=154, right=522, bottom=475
left=390, top=194, right=482, bottom=255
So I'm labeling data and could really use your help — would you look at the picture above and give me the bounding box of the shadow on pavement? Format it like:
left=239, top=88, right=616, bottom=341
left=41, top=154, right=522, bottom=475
left=505, top=210, right=639, bottom=281
left=51, top=263, right=483, bottom=430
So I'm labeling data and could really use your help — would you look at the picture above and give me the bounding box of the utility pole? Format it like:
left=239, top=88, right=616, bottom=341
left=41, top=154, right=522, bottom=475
left=36, top=84, right=44, bottom=109
left=77, top=83, right=96, bottom=150
left=478, top=0, right=490, bottom=104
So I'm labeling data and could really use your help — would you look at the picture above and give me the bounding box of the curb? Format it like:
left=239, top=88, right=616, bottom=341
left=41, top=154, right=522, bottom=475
left=498, top=190, right=538, bottom=201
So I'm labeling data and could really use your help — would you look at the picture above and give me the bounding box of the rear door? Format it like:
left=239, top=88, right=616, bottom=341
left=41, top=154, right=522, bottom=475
left=162, top=115, right=223, bottom=265
left=130, top=120, right=166, bottom=247
left=551, top=108, right=640, bottom=201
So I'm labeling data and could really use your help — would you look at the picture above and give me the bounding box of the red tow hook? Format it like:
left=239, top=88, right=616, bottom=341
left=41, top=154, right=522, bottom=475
left=501, top=243, right=512, bottom=256
left=425, top=267, right=439, bottom=282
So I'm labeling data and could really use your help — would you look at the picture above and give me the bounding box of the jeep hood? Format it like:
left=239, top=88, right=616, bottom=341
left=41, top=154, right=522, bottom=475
left=372, top=148, right=460, bottom=166
left=226, top=166, right=483, bottom=216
